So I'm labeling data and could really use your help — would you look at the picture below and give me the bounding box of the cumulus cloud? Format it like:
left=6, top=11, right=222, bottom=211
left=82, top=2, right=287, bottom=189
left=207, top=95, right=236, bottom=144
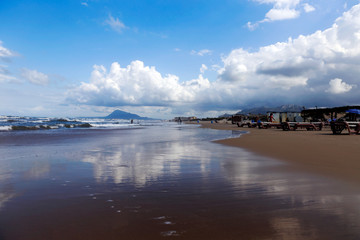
left=105, top=14, right=127, bottom=33
left=67, top=61, right=211, bottom=107
left=219, top=3, right=360, bottom=106
left=326, top=78, right=354, bottom=94
left=21, top=68, right=49, bottom=85
left=248, top=0, right=315, bottom=29
left=69, top=4, right=360, bottom=114
left=265, top=7, right=300, bottom=21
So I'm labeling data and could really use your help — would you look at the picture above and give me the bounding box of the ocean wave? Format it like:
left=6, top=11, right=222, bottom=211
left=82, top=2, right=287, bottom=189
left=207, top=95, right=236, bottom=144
left=0, top=126, right=11, bottom=131
left=0, top=116, right=170, bottom=131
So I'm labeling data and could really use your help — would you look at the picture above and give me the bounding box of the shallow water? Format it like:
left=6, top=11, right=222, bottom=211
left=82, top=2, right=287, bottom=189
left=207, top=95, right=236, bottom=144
left=0, top=124, right=360, bottom=239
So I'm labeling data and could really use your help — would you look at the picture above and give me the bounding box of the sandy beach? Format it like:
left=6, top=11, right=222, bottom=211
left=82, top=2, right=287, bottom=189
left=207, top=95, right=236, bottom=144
left=199, top=121, right=360, bottom=185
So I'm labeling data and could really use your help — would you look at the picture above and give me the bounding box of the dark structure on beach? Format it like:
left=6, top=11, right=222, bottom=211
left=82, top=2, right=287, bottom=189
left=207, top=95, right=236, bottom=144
left=301, top=106, right=360, bottom=121
left=231, top=105, right=360, bottom=124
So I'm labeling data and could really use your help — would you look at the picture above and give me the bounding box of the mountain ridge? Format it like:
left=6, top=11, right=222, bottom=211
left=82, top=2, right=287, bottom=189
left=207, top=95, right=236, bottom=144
left=236, top=104, right=304, bottom=115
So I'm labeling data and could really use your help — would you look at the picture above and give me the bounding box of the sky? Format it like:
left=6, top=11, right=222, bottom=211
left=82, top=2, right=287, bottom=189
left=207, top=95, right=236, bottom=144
left=1, top=0, right=360, bottom=118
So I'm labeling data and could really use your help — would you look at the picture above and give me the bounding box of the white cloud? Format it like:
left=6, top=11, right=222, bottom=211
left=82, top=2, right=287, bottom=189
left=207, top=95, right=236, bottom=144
left=257, top=0, right=302, bottom=21
left=265, top=7, right=300, bottom=21
left=200, top=64, right=208, bottom=74
left=67, top=61, right=211, bottom=107
left=326, top=78, right=354, bottom=94
left=81, top=2, right=88, bottom=7
left=21, top=68, right=49, bottom=85
left=105, top=14, right=127, bottom=34
left=0, top=42, right=17, bottom=83
left=0, top=41, right=15, bottom=59
left=256, top=0, right=300, bottom=8
left=248, top=0, right=314, bottom=29
left=247, top=21, right=259, bottom=31
left=303, top=3, right=315, bottom=13
left=191, top=49, right=212, bottom=56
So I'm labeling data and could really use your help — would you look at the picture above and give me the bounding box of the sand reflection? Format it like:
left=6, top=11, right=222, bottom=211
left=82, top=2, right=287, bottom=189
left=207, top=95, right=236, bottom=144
left=271, top=217, right=317, bottom=239
left=221, top=149, right=360, bottom=238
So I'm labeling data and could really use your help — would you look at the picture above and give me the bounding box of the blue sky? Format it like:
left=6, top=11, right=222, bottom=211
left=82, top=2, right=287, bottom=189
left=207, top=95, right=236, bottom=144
left=1, top=0, right=360, bottom=118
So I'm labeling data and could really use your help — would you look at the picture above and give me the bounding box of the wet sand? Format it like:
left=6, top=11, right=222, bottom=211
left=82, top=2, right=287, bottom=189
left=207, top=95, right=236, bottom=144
left=1, top=126, right=360, bottom=239
left=199, top=121, right=360, bottom=185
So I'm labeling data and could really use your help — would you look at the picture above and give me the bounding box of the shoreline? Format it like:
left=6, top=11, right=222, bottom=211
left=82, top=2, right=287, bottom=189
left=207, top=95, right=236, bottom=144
left=197, top=121, right=360, bottom=185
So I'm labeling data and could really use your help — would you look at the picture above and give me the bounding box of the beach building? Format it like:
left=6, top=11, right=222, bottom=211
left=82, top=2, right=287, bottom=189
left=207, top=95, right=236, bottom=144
left=267, top=111, right=303, bottom=123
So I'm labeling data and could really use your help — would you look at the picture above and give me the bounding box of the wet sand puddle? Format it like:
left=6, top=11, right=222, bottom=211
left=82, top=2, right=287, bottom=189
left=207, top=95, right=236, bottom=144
left=0, top=125, right=360, bottom=239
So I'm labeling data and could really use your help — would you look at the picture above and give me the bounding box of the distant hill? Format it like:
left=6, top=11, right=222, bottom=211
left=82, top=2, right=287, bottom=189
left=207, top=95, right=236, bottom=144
left=236, top=104, right=305, bottom=115
left=105, top=110, right=153, bottom=120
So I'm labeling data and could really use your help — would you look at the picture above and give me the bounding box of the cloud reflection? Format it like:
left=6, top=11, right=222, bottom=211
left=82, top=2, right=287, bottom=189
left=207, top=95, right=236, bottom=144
left=0, top=167, right=16, bottom=210
left=81, top=133, right=218, bottom=187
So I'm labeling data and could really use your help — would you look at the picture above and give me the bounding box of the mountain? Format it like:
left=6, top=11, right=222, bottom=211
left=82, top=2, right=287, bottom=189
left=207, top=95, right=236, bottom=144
left=277, top=104, right=305, bottom=112
left=236, top=104, right=305, bottom=115
left=105, top=110, right=153, bottom=120
left=218, top=113, right=233, bottom=118
left=236, top=106, right=272, bottom=115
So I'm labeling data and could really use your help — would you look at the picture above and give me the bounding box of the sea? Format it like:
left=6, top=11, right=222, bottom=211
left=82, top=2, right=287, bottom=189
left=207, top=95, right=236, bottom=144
left=0, top=115, right=167, bottom=131
left=1, top=116, right=360, bottom=239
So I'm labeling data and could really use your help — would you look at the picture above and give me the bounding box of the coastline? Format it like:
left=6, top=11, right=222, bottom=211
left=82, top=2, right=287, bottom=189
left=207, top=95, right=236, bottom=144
left=197, top=121, right=360, bottom=185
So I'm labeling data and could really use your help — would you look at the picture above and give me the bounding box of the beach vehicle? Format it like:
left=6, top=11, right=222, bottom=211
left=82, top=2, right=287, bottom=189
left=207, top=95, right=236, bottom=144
left=330, top=121, right=360, bottom=135
left=281, top=122, right=324, bottom=131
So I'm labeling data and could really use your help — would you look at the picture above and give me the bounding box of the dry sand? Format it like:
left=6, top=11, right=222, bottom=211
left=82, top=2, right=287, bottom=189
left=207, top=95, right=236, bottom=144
left=198, top=121, right=360, bottom=185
